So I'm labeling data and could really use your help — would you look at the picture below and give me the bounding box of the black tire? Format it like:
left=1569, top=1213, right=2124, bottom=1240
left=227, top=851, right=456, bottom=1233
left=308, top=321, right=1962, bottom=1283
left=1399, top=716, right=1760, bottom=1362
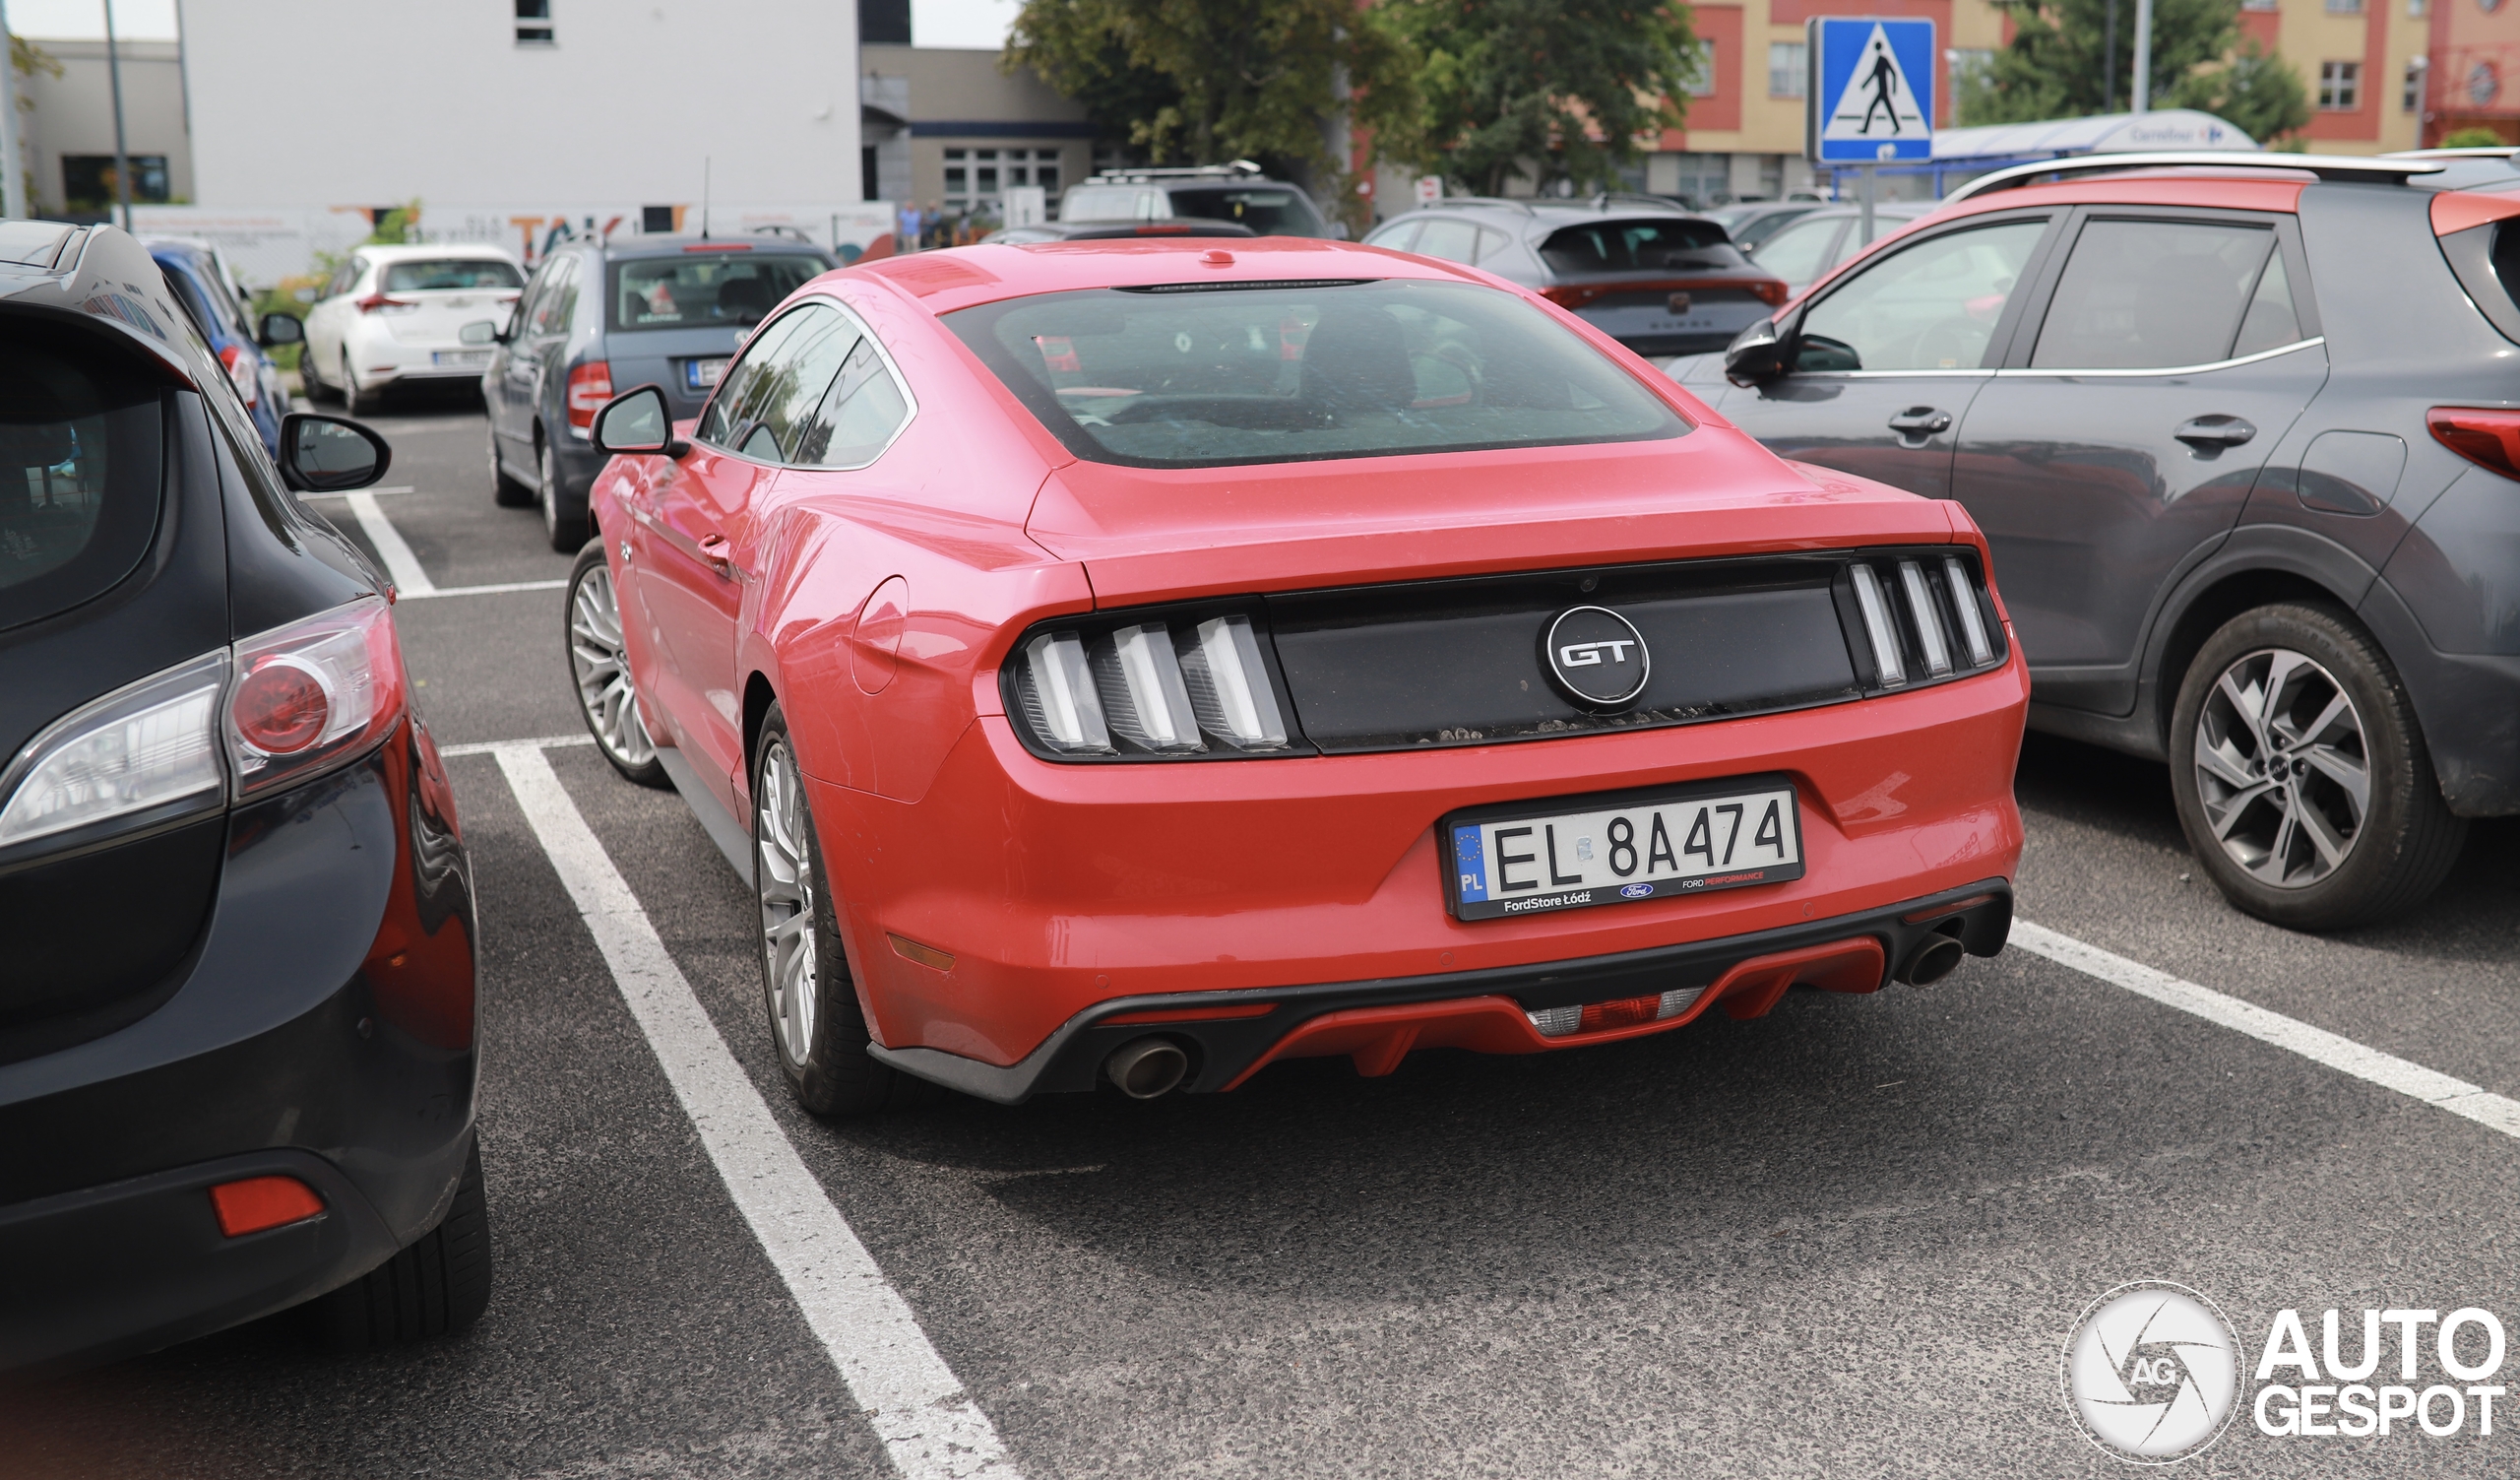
left=565, top=540, right=668, bottom=788
left=307, top=1140, right=491, bottom=1352
left=299, top=348, right=335, bottom=404
left=752, top=703, right=938, bottom=1116
left=540, top=436, right=587, bottom=551
left=490, top=420, right=534, bottom=507
left=342, top=354, right=372, bottom=417
left=2169, top=602, right=2466, bottom=931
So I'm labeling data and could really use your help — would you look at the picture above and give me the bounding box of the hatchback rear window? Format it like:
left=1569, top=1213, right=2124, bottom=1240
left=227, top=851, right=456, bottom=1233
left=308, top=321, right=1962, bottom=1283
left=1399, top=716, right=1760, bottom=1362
left=947, top=278, right=1687, bottom=469
left=1541, top=220, right=1743, bottom=276
left=0, top=325, right=165, bottom=631
left=610, top=253, right=826, bottom=330
left=381, top=259, right=525, bottom=291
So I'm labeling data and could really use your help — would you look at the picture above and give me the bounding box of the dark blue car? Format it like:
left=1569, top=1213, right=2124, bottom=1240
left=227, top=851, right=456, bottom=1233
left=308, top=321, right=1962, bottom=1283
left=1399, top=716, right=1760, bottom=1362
left=146, top=237, right=303, bottom=459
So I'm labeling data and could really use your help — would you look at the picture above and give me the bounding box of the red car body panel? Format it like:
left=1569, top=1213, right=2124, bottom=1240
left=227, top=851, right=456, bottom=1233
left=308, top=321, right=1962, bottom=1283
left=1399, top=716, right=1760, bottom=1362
left=589, top=236, right=2030, bottom=1089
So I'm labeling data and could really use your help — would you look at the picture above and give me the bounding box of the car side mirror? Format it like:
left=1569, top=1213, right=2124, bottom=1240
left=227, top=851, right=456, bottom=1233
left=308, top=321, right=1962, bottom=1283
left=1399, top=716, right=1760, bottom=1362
left=459, top=318, right=499, bottom=346
left=1324, top=221, right=1351, bottom=241
left=257, top=311, right=304, bottom=348
left=1723, top=318, right=1793, bottom=387
left=592, top=384, right=687, bottom=458
left=278, top=414, right=392, bottom=493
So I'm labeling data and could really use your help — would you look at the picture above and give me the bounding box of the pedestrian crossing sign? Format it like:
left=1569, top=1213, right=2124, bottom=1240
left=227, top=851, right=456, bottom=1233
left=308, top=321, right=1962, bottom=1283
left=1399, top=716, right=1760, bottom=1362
left=1806, top=17, right=1935, bottom=163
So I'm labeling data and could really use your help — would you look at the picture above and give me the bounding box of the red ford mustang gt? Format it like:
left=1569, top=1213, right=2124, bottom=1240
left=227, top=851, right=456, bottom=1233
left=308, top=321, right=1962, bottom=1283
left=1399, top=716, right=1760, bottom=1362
left=568, top=236, right=2028, bottom=1113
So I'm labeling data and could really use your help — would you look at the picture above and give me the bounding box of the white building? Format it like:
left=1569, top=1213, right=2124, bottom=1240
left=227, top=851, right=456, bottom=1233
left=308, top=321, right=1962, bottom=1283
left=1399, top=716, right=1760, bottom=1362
left=177, top=0, right=863, bottom=208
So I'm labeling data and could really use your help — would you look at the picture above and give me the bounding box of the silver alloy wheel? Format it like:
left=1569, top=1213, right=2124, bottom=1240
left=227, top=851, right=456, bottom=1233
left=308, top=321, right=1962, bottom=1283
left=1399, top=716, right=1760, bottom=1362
left=567, top=561, right=657, bottom=769
left=2192, top=647, right=2370, bottom=888
left=756, top=738, right=819, bottom=1064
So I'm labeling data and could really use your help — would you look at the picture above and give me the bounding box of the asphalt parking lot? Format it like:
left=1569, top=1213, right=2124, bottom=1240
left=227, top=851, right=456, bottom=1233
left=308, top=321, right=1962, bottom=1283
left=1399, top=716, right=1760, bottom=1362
left=6, top=398, right=2517, bottom=1478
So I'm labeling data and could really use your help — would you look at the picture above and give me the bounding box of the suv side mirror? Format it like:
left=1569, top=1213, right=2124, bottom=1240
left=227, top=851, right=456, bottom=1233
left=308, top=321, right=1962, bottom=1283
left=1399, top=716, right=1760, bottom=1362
left=592, top=384, right=688, bottom=458
left=257, top=311, right=304, bottom=348
left=278, top=414, right=392, bottom=492
left=1723, top=318, right=1793, bottom=387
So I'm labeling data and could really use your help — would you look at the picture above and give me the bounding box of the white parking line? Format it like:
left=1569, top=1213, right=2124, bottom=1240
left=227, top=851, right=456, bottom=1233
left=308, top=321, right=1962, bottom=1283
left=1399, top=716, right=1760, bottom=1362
left=438, top=733, right=593, bottom=757
left=400, top=578, right=568, bottom=601
left=2011, top=921, right=2520, bottom=1139
left=491, top=743, right=1021, bottom=1480
left=343, top=489, right=437, bottom=597
left=302, top=485, right=414, bottom=497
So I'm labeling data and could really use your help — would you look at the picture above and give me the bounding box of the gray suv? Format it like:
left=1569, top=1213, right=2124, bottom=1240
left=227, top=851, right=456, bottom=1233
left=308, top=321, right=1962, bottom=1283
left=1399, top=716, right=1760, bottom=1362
left=1685, top=152, right=2520, bottom=930
left=483, top=232, right=836, bottom=548
left=1364, top=197, right=1788, bottom=356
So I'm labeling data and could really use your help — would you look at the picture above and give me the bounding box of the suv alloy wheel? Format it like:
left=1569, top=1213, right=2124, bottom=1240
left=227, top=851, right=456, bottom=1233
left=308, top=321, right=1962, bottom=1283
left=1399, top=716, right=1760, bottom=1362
left=2169, top=603, right=2466, bottom=930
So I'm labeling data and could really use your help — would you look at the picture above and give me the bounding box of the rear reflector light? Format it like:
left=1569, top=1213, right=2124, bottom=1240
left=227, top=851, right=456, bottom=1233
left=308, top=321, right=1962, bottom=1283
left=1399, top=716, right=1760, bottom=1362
left=1181, top=615, right=1289, bottom=748
left=1749, top=280, right=1790, bottom=307
left=210, top=1176, right=325, bottom=1237
left=0, top=652, right=228, bottom=850
left=1942, top=557, right=1995, bottom=667
left=567, top=360, right=615, bottom=430
left=1527, top=988, right=1704, bottom=1038
left=353, top=292, right=417, bottom=314
left=1097, top=623, right=1203, bottom=752
left=217, top=342, right=259, bottom=407
left=1897, top=559, right=1953, bottom=677
left=1020, top=632, right=1110, bottom=753
left=686, top=241, right=752, bottom=251
left=2428, top=406, right=2520, bottom=480
left=227, top=597, right=408, bottom=797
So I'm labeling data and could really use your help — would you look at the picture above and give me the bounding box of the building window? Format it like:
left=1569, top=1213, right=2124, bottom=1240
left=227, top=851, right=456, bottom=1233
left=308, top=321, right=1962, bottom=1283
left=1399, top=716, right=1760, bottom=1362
left=2325, top=0, right=2362, bottom=11
left=1688, top=40, right=1718, bottom=98
left=2410, top=0, right=2427, bottom=14
left=2319, top=60, right=2361, bottom=109
left=2406, top=58, right=2427, bottom=110
left=61, top=155, right=168, bottom=209
left=1770, top=42, right=1807, bottom=97
left=2241, top=0, right=2277, bottom=11
left=2472, top=59, right=2503, bottom=106
left=516, top=0, right=553, bottom=44
left=942, top=148, right=1064, bottom=218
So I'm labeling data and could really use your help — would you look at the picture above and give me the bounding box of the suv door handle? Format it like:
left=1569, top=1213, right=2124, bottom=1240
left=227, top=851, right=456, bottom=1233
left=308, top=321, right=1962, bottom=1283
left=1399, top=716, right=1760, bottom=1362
left=2174, top=415, right=2256, bottom=449
left=1888, top=407, right=1953, bottom=437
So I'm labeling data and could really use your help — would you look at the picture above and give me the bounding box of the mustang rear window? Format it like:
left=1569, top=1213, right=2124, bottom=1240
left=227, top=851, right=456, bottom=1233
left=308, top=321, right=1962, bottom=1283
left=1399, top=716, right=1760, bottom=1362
left=946, top=279, right=1689, bottom=469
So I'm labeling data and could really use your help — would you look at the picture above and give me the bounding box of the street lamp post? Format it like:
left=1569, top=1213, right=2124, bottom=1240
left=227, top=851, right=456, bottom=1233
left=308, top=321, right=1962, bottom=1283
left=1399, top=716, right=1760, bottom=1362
left=103, top=0, right=132, bottom=229
left=2130, top=0, right=2154, bottom=113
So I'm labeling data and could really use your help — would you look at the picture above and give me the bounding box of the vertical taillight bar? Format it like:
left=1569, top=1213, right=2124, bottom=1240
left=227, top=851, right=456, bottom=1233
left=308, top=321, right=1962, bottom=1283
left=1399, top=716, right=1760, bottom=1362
left=1943, top=556, right=1995, bottom=667
left=1897, top=559, right=1953, bottom=677
left=1849, top=563, right=1907, bottom=687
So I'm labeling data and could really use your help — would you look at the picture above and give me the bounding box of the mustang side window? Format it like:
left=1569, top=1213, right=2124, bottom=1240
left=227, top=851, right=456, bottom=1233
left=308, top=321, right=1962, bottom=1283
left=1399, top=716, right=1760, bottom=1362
left=1796, top=221, right=2047, bottom=372
left=795, top=338, right=913, bottom=467
left=2031, top=220, right=2278, bottom=370
left=695, top=306, right=816, bottom=448
left=735, top=305, right=858, bottom=462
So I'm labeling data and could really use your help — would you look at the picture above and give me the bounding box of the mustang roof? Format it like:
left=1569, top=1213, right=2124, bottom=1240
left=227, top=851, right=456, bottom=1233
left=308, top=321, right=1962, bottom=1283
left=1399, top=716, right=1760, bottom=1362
left=847, top=237, right=1477, bottom=315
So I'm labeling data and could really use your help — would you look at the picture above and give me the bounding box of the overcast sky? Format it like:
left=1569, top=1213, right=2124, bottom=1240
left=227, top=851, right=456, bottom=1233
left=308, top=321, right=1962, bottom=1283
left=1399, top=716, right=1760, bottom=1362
left=8, top=0, right=1018, bottom=48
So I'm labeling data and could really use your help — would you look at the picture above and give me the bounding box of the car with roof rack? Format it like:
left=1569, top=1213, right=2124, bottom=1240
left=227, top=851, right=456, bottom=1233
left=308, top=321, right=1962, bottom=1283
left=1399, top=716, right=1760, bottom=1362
left=1679, top=151, right=2520, bottom=929
left=560, top=233, right=2028, bottom=1116
left=1057, top=161, right=1342, bottom=238
left=1363, top=195, right=1790, bottom=357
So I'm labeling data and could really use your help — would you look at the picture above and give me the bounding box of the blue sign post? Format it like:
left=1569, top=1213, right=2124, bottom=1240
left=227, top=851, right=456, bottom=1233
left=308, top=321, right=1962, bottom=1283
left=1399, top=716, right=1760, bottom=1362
left=1805, top=17, right=1935, bottom=248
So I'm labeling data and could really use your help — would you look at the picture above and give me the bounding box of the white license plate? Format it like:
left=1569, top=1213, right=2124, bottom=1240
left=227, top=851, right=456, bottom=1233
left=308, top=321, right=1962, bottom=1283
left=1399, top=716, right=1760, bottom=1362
left=687, top=357, right=729, bottom=389
left=432, top=350, right=489, bottom=367
left=1446, top=776, right=1803, bottom=921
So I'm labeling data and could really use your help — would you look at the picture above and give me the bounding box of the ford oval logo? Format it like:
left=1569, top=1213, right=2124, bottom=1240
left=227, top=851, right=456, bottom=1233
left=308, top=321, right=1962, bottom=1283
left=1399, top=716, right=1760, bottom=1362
left=1542, top=605, right=1651, bottom=709
left=1619, top=883, right=1654, bottom=899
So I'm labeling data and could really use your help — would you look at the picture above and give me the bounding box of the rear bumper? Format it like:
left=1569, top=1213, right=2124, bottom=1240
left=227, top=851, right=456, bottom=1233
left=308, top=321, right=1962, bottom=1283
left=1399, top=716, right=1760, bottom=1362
left=871, top=878, right=2012, bottom=1101
left=0, top=730, right=477, bottom=1372
left=0, top=1139, right=464, bottom=1376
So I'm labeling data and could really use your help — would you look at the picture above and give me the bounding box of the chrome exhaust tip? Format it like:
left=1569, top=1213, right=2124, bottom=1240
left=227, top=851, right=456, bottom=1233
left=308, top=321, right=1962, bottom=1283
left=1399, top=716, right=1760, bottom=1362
left=1104, top=1037, right=1190, bottom=1099
left=1897, top=933, right=1968, bottom=987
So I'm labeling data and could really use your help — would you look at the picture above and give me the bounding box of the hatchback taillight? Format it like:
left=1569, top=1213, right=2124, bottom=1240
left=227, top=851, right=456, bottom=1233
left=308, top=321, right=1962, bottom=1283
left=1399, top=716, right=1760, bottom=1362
left=354, top=292, right=417, bottom=314
left=217, top=343, right=260, bottom=407
left=227, top=597, right=409, bottom=796
left=2428, top=407, right=2520, bottom=480
left=567, top=360, right=614, bottom=431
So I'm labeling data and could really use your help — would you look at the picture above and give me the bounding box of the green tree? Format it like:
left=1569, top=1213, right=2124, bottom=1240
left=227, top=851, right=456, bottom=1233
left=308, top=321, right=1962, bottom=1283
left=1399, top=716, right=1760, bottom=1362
left=11, top=34, right=63, bottom=211
left=1005, top=0, right=1422, bottom=228
left=1392, top=0, right=1700, bottom=196
left=2442, top=125, right=2508, bottom=148
left=1957, top=0, right=2308, bottom=145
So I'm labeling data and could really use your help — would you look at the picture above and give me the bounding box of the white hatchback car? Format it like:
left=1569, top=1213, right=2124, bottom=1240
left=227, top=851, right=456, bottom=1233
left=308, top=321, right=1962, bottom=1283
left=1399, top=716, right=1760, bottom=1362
left=301, top=244, right=526, bottom=414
